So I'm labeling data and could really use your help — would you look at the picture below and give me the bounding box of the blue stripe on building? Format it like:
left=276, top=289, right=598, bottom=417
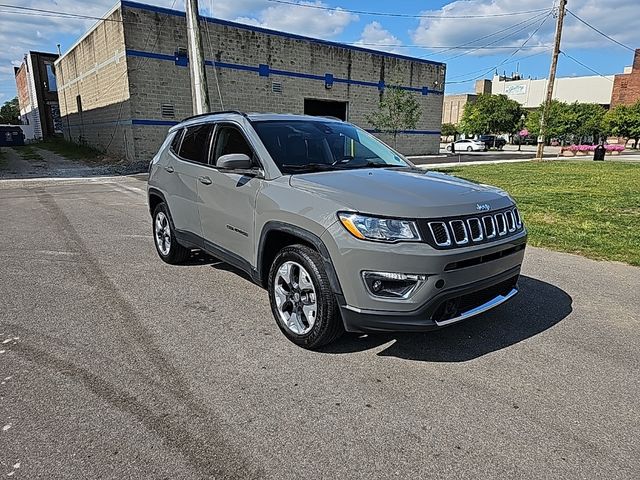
left=124, top=49, right=444, bottom=96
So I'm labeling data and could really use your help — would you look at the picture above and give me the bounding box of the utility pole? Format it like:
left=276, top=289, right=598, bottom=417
left=536, top=0, right=567, bottom=160
left=185, top=0, right=210, bottom=115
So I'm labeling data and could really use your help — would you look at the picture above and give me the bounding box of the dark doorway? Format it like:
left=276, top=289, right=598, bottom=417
left=304, top=99, right=348, bottom=121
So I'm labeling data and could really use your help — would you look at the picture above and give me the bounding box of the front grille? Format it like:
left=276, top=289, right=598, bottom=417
left=431, top=275, right=518, bottom=322
left=419, top=207, right=524, bottom=249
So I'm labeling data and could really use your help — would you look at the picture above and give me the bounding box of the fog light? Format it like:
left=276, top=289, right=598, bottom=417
left=362, top=271, right=428, bottom=299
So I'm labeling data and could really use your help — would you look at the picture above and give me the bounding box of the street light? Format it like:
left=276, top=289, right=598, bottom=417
left=518, top=113, right=526, bottom=152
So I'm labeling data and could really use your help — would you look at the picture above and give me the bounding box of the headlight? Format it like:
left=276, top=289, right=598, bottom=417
left=338, top=212, right=421, bottom=242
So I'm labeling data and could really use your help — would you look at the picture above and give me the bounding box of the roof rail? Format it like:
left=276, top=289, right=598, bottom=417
left=181, top=110, right=248, bottom=122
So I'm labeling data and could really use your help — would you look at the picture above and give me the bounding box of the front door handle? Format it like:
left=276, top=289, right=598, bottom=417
left=164, top=166, right=174, bottom=173
left=198, top=176, right=212, bottom=185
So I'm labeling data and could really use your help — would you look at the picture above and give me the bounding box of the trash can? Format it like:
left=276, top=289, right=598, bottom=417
left=593, top=143, right=605, bottom=161
left=0, top=125, right=25, bottom=147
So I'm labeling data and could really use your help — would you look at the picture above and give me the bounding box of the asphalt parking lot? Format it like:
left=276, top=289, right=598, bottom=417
left=1, top=175, right=639, bottom=479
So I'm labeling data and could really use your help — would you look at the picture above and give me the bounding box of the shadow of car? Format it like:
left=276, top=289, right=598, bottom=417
left=319, top=275, right=572, bottom=362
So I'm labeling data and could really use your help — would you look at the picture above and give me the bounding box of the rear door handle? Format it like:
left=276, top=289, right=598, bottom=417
left=164, top=166, right=174, bottom=173
left=198, top=176, right=212, bottom=185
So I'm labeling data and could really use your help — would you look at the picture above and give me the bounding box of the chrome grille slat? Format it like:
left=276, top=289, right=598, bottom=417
left=506, top=210, right=516, bottom=232
left=467, top=218, right=483, bottom=241
left=482, top=215, right=496, bottom=239
left=494, top=213, right=507, bottom=236
left=428, top=221, right=451, bottom=247
left=449, top=220, right=469, bottom=245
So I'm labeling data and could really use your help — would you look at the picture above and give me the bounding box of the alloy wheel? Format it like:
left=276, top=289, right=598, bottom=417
left=273, top=261, right=317, bottom=335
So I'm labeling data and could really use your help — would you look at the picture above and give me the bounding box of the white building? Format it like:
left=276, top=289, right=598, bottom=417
left=491, top=74, right=614, bottom=108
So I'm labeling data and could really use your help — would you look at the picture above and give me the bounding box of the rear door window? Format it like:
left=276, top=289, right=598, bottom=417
left=178, top=124, right=213, bottom=163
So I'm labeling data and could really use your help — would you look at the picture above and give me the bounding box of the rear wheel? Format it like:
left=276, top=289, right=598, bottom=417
left=152, top=202, right=190, bottom=264
left=467, top=146, right=473, bottom=152
left=268, top=244, right=344, bottom=349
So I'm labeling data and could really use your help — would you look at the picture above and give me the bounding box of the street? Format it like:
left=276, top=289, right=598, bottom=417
left=1, top=175, right=639, bottom=479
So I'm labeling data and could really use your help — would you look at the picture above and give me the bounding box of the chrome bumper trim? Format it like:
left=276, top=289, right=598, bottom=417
left=434, top=287, right=518, bottom=327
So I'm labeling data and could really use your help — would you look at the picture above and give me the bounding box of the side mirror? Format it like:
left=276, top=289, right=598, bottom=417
left=217, top=153, right=253, bottom=170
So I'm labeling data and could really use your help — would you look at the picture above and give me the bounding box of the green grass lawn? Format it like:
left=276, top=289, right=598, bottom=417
left=440, top=161, right=640, bottom=266
left=12, top=145, right=43, bottom=161
left=37, top=138, right=101, bottom=161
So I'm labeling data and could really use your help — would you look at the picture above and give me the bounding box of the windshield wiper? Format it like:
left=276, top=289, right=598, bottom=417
left=345, top=161, right=405, bottom=170
left=281, top=163, right=344, bottom=173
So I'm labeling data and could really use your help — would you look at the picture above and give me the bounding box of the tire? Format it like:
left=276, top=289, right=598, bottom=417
left=467, top=146, right=473, bottom=152
left=152, top=202, right=190, bottom=264
left=446, top=145, right=452, bottom=152
left=268, top=244, right=344, bottom=349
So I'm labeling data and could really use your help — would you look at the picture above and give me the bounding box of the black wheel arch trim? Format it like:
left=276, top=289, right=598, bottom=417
left=148, top=188, right=168, bottom=217
left=257, top=221, right=343, bottom=296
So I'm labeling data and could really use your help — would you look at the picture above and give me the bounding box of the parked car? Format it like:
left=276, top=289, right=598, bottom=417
left=446, top=139, right=487, bottom=152
left=478, top=135, right=507, bottom=150
left=148, top=112, right=527, bottom=348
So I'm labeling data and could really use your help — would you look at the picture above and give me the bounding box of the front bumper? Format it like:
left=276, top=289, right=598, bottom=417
left=338, top=266, right=520, bottom=332
left=321, top=221, right=527, bottom=333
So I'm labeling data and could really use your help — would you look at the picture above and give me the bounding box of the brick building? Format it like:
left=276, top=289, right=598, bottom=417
left=14, top=51, right=62, bottom=140
left=54, top=1, right=445, bottom=163
left=611, top=49, right=640, bottom=107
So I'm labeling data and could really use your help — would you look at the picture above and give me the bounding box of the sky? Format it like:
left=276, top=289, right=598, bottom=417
left=1, top=0, right=639, bottom=104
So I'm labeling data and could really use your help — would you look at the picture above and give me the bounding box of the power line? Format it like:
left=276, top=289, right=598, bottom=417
left=264, top=0, right=550, bottom=19
left=566, top=9, right=635, bottom=52
left=0, top=3, right=138, bottom=23
left=350, top=42, right=553, bottom=50
left=418, top=10, right=552, bottom=59
left=443, top=9, right=552, bottom=61
left=446, top=11, right=553, bottom=85
left=560, top=51, right=614, bottom=82
left=446, top=48, right=551, bottom=81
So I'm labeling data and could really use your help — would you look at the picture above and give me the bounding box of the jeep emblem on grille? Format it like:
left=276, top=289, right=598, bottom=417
left=476, top=203, right=491, bottom=211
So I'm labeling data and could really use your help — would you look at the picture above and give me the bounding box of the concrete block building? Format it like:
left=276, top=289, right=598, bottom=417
left=55, top=1, right=445, bottom=163
left=14, top=51, right=62, bottom=140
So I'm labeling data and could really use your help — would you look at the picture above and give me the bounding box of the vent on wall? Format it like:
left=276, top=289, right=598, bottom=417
left=271, top=82, right=283, bottom=94
left=161, top=104, right=175, bottom=118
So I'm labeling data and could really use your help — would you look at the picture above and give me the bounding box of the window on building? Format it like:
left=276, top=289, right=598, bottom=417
left=76, top=95, right=82, bottom=113
left=178, top=124, right=212, bottom=163
left=210, top=125, right=254, bottom=166
left=45, top=63, right=57, bottom=92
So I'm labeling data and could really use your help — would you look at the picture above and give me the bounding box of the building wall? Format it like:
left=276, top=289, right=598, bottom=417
left=13, top=52, right=61, bottom=140
left=611, top=49, right=640, bottom=107
left=115, top=1, right=444, bottom=161
left=491, top=74, right=614, bottom=108
left=442, top=94, right=477, bottom=125
left=55, top=6, right=134, bottom=160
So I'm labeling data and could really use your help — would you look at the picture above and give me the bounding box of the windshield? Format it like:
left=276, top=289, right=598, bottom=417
left=251, top=120, right=410, bottom=174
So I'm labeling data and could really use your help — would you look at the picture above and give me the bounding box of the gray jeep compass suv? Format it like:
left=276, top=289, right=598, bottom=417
left=148, top=111, right=526, bottom=348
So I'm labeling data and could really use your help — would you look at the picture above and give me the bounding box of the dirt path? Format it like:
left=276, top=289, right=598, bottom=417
left=0, top=146, right=145, bottom=179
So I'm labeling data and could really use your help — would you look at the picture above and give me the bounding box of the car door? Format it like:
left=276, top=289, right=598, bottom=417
left=197, top=122, right=264, bottom=266
left=167, top=123, right=214, bottom=240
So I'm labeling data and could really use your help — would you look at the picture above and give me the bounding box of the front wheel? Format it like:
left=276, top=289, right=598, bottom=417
left=152, top=202, right=190, bottom=264
left=268, top=245, right=344, bottom=349
left=467, top=146, right=473, bottom=152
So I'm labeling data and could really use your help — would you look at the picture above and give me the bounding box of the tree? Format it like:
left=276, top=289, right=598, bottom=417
left=459, top=93, right=523, bottom=136
left=0, top=97, right=19, bottom=124
left=367, top=86, right=421, bottom=147
left=603, top=102, right=640, bottom=147
left=441, top=122, right=458, bottom=138
left=573, top=103, right=606, bottom=143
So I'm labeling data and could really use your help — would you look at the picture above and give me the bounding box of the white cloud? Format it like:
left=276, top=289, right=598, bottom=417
left=354, top=21, right=403, bottom=54
left=411, top=0, right=640, bottom=57
left=234, top=1, right=358, bottom=38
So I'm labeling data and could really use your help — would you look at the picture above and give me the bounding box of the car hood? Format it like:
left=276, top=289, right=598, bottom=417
left=289, top=167, right=514, bottom=218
